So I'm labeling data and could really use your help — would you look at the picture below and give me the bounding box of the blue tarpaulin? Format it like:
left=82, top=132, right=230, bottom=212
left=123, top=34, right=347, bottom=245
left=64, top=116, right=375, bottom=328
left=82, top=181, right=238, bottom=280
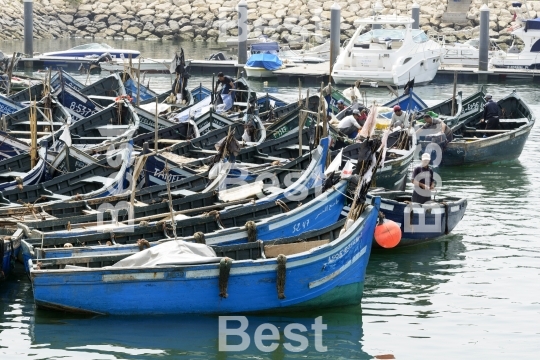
left=246, top=54, right=283, bottom=71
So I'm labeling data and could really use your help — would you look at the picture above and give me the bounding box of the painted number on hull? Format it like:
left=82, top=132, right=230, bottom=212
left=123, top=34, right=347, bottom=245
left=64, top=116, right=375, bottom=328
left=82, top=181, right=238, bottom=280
left=464, top=102, right=479, bottom=113
left=292, top=219, right=310, bottom=233
left=69, top=102, right=98, bottom=117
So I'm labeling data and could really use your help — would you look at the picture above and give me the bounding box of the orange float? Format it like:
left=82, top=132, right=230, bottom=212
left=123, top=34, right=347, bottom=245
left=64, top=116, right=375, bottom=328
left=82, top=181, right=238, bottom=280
left=374, top=220, right=401, bottom=248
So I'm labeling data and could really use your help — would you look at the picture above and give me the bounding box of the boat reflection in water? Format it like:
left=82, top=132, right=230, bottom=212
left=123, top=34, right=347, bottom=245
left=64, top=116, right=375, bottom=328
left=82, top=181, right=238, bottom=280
left=30, top=310, right=374, bottom=359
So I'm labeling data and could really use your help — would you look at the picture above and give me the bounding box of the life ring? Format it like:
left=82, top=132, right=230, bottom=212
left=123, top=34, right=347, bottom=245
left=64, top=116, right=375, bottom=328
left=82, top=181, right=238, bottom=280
left=115, top=95, right=133, bottom=103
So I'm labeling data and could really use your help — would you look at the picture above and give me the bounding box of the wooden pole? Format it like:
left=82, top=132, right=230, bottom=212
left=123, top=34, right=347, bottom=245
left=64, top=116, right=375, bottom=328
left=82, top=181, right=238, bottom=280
left=6, top=52, right=16, bottom=96
left=30, top=101, right=37, bottom=168
left=154, top=97, right=159, bottom=152
left=137, top=57, right=141, bottom=106
left=451, top=71, right=458, bottom=116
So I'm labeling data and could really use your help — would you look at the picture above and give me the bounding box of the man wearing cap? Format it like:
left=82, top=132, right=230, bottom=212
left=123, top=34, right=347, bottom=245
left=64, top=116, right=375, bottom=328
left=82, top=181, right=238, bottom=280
left=390, top=105, right=408, bottom=129
left=479, top=94, right=499, bottom=137
left=337, top=99, right=346, bottom=112
left=338, top=109, right=364, bottom=138
left=411, top=153, right=435, bottom=204
left=417, top=113, right=453, bottom=143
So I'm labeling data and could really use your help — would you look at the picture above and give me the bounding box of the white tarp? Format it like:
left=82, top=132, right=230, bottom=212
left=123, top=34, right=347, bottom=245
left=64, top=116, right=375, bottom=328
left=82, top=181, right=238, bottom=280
left=112, top=240, right=222, bottom=267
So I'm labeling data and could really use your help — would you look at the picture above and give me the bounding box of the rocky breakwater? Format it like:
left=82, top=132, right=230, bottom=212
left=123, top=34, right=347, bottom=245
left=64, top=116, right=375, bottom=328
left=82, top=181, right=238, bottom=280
left=0, top=0, right=536, bottom=49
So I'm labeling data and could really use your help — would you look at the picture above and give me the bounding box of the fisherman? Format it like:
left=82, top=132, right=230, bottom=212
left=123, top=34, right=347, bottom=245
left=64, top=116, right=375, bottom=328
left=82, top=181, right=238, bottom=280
left=217, top=72, right=236, bottom=99
left=390, top=105, right=408, bottom=129
left=479, top=93, right=499, bottom=137
left=417, top=113, right=453, bottom=143
left=411, top=153, right=435, bottom=204
left=338, top=109, right=364, bottom=138
left=336, top=99, right=346, bottom=112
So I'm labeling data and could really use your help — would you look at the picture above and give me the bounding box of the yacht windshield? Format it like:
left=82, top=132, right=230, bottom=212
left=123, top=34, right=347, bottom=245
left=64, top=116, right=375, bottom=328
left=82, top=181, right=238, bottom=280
left=355, top=29, right=406, bottom=45
left=70, top=43, right=113, bottom=50
left=412, top=30, right=429, bottom=43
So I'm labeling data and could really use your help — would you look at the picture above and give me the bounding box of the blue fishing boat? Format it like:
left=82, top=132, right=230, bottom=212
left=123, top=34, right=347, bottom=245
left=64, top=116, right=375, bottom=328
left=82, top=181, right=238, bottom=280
left=1, top=235, right=22, bottom=282
left=29, top=194, right=380, bottom=315
left=53, top=85, right=103, bottom=121
left=368, top=189, right=467, bottom=247
left=0, top=131, right=30, bottom=161
left=0, top=94, right=24, bottom=116
left=257, top=93, right=288, bottom=113
left=0, top=145, right=48, bottom=192
left=191, top=84, right=212, bottom=103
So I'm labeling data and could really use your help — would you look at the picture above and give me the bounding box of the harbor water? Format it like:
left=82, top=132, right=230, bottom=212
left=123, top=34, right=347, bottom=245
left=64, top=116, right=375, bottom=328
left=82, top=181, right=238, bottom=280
left=1, top=39, right=540, bottom=359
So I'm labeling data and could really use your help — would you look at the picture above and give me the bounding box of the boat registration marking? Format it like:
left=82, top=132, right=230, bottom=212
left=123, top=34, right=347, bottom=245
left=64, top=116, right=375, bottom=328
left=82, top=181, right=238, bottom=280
left=451, top=206, right=460, bottom=212
left=309, top=245, right=367, bottom=289
left=380, top=203, right=394, bottom=211
left=102, top=273, right=166, bottom=282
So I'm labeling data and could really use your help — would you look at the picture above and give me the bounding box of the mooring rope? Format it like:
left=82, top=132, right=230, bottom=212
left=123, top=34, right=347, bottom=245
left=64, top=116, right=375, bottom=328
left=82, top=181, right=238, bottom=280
left=219, top=257, right=233, bottom=298
left=276, top=254, right=287, bottom=299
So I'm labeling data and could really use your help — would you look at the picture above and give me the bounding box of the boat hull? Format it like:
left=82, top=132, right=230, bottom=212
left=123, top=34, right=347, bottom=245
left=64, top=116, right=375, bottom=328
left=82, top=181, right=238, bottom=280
left=30, top=199, right=379, bottom=315
left=244, top=66, right=275, bottom=78
left=370, top=192, right=467, bottom=247
left=442, top=122, right=534, bottom=166
left=1, top=238, right=21, bottom=280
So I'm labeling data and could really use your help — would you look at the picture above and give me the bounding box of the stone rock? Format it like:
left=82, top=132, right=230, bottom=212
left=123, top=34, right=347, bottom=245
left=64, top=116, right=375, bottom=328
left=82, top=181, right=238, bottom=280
left=155, top=24, right=173, bottom=36
left=143, top=22, right=155, bottom=32
left=73, top=17, right=91, bottom=28
left=122, top=20, right=131, bottom=31
left=94, top=21, right=107, bottom=30
left=94, top=14, right=108, bottom=23
left=138, top=9, right=155, bottom=16
left=137, top=30, right=153, bottom=39
left=108, top=15, right=121, bottom=25
left=126, top=26, right=142, bottom=35
left=169, top=20, right=180, bottom=31
left=109, top=24, right=122, bottom=32
left=140, top=15, right=155, bottom=23
left=58, top=14, right=74, bottom=25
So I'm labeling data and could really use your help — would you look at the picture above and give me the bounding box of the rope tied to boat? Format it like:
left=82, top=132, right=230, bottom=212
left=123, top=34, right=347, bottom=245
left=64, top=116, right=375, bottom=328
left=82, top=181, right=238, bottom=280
left=276, top=254, right=287, bottom=299
left=137, top=239, right=150, bottom=251
left=204, top=210, right=224, bottom=228
left=66, top=221, right=71, bottom=231
left=275, top=199, right=290, bottom=212
left=245, top=221, right=257, bottom=242
left=219, top=257, right=233, bottom=298
left=194, top=231, right=206, bottom=244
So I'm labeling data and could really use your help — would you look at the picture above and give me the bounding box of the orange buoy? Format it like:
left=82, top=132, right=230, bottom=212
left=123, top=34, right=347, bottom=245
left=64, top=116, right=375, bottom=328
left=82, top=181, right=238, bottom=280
left=374, top=220, right=401, bottom=248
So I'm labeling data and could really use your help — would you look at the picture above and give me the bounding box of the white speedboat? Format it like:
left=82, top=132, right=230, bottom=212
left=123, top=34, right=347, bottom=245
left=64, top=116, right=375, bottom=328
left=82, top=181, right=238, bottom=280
left=244, top=41, right=284, bottom=78
left=43, top=43, right=140, bottom=59
left=331, top=12, right=442, bottom=86
left=441, top=38, right=499, bottom=67
left=489, top=14, right=540, bottom=70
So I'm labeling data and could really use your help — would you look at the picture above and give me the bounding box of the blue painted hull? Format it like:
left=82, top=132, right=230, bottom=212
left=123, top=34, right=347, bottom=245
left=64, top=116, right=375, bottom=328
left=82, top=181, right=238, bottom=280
left=30, top=198, right=380, bottom=315
left=369, top=192, right=467, bottom=247
left=191, top=85, right=212, bottom=103
left=1, top=238, right=21, bottom=280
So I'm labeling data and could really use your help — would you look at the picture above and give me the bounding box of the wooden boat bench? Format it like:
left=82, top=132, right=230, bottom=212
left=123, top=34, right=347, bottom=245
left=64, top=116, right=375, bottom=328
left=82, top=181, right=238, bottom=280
left=253, top=154, right=289, bottom=162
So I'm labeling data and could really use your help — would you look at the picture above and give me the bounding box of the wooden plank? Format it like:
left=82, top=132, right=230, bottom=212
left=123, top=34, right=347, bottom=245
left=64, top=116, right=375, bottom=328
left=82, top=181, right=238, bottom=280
left=264, top=240, right=329, bottom=258
left=463, top=129, right=512, bottom=133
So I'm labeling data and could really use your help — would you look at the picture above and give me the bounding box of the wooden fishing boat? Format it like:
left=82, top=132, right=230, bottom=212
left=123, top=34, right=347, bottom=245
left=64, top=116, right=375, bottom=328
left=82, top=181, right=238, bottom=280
left=426, top=90, right=535, bottom=166
left=0, top=145, right=48, bottom=192
left=191, top=84, right=212, bottom=103
left=19, top=137, right=332, bottom=248
left=368, top=189, right=467, bottom=247
left=0, top=93, right=24, bottom=117
left=29, top=194, right=379, bottom=315
left=413, top=92, right=463, bottom=128
left=0, top=131, right=31, bottom=161
left=0, top=142, right=133, bottom=208
left=1, top=231, right=22, bottom=281
left=53, top=85, right=104, bottom=121
left=4, top=95, right=71, bottom=143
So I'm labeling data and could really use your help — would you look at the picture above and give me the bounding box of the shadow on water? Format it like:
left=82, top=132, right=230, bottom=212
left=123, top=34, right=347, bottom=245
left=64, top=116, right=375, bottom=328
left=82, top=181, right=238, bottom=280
left=364, top=236, right=466, bottom=318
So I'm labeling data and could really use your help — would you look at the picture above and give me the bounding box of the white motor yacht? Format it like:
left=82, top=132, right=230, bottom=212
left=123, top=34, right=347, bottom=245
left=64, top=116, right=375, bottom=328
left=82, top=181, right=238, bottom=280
left=332, top=13, right=442, bottom=86
left=490, top=21, right=540, bottom=69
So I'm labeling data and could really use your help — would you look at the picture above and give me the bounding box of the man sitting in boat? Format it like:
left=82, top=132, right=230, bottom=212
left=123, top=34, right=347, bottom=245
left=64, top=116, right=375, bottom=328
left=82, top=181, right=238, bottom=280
left=479, top=94, right=500, bottom=137
left=390, top=106, right=408, bottom=129
left=417, top=113, right=454, bottom=143
left=338, top=109, right=364, bottom=138
left=217, top=72, right=235, bottom=99
left=411, top=153, right=435, bottom=204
